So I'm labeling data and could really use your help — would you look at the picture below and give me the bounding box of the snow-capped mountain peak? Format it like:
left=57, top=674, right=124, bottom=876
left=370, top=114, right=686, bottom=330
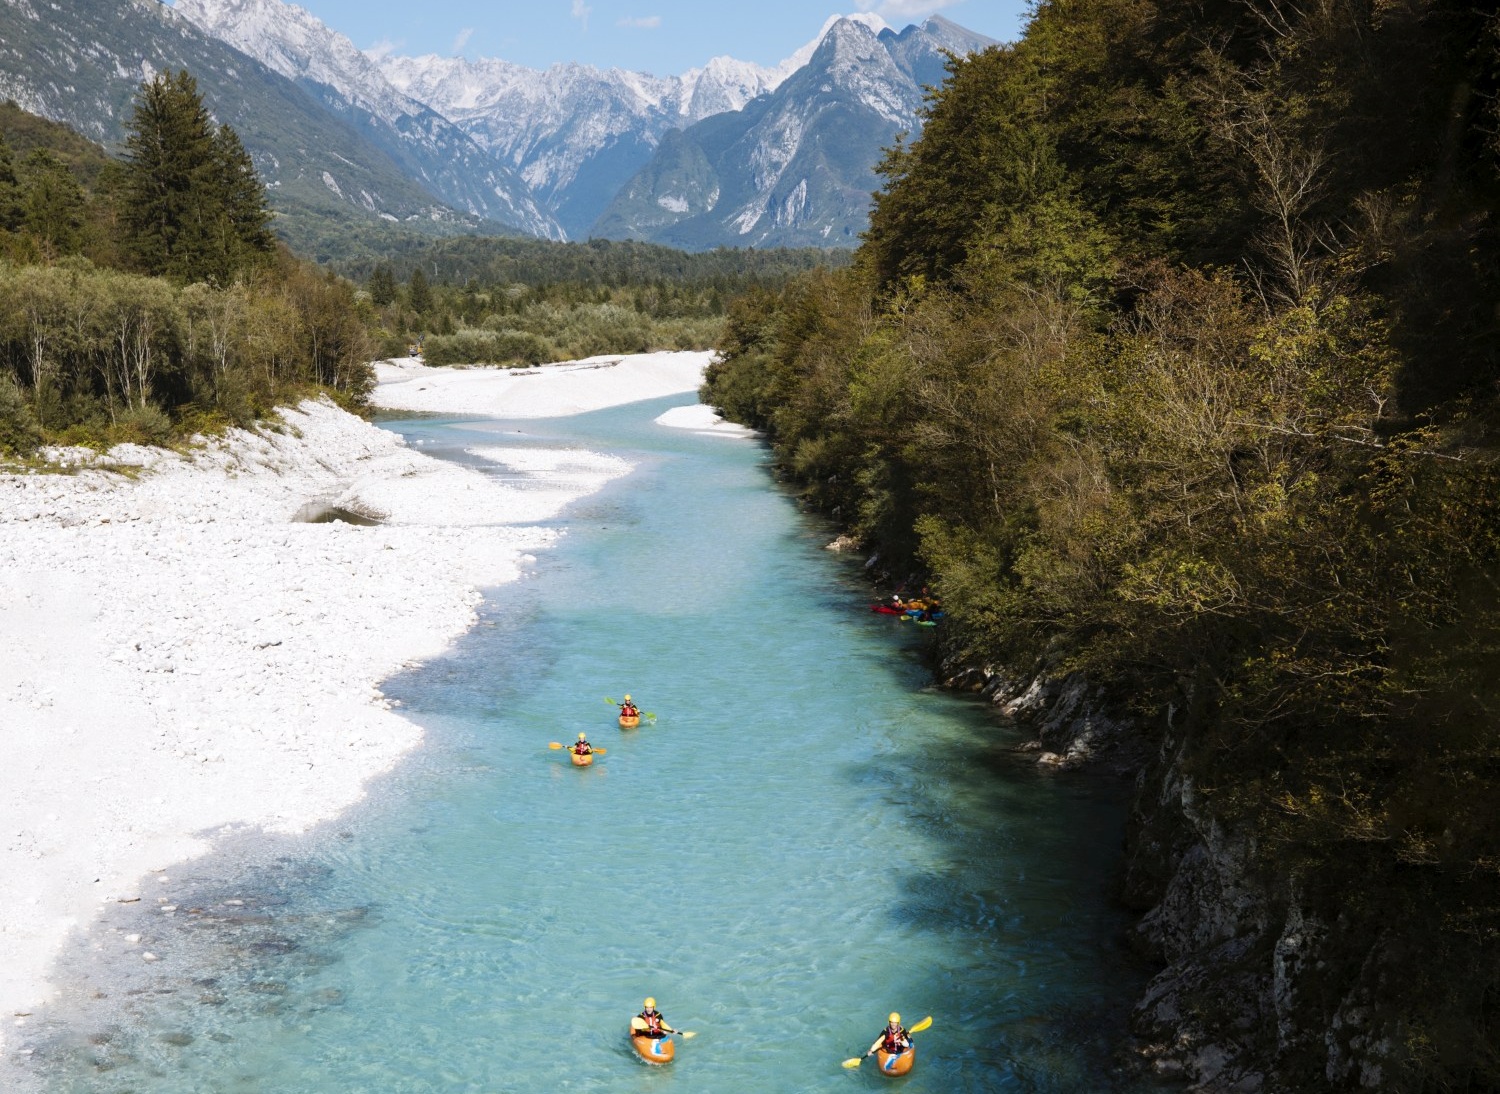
left=166, top=1, right=994, bottom=247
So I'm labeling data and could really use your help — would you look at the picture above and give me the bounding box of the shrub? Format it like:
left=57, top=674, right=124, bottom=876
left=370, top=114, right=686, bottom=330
left=0, top=375, right=41, bottom=454
left=110, top=402, right=175, bottom=447
left=423, top=328, right=556, bottom=367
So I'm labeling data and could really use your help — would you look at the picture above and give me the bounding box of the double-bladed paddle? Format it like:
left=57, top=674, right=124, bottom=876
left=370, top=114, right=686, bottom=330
left=630, top=1016, right=696, bottom=1037
left=603, top=697, right=657, bottom=724
left=841, top=1015, right=932, bottom=1069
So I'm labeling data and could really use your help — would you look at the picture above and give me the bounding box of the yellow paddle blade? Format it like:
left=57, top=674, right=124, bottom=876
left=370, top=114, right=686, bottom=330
left=910, top=1016, right=933, bottom=1034
left=548, top=742, right=563, bottom=750
left=841, top=1057, right=864, bottom=1069
left=679, top=1031, right=696, bottom=1039
left=593, top=747, right=607, bottom=755
left=629, top=1017, right=647, bottom=1031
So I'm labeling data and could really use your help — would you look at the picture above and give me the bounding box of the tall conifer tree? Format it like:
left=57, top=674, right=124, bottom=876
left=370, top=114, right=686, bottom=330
left=210, top=124, right=273, bottom=271
left=121, top=70, right=272, bottom=284
left=407, top=267, right=433, bottom=314
left=19, top=149, right=85, bottom=255
left=0, top=136, right=21, bottom=233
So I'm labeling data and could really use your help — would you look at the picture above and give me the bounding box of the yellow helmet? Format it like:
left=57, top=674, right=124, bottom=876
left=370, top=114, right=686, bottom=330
left=624, top=694, right=632, bottom=700
left=577, top=732, right=587, bottom=740
left=889, top=1012, right=900, bottom=1024
left=644, top=997, right=656, bottom=1009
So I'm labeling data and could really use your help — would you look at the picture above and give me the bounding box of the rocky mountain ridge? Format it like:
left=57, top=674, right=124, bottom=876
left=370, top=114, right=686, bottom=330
left=0, top=0, right=503, bottom=251
left=175, top=0, right=996, bottom=247
left=172, top=0, right=562, bottom=237
left=593, top=16, right=997, bottom=249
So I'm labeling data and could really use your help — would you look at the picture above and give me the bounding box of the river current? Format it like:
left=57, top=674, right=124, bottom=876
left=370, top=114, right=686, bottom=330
left=26, top=395, right=1159, bottom=1092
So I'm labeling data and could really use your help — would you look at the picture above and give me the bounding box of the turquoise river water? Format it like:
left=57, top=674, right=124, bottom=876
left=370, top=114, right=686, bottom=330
left=27, top=395, right=1161, bottom=1092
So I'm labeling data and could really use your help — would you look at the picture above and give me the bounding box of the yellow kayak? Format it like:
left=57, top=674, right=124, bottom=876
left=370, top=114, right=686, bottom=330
left=569, top=749, right=594, bottom=767
left=619, top=714, right=641, bottom=728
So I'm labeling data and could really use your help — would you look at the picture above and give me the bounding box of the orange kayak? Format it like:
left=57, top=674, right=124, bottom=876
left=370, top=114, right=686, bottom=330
left=619, top=714, right=641, bottom=729
left=569, top=749, right=594, bottom=766
left=631, top=1032, right=674, bottom=1064
left=876, top=1046, right=915, bottom=1076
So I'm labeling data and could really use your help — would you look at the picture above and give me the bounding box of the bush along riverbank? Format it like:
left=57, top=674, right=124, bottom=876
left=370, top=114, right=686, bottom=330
left=702, top=1, right=1500, bottom=1088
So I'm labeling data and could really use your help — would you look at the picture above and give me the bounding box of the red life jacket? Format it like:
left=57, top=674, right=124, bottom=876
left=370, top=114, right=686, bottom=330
left=574, top=742, right=591, bottom=754
left=639, top=1010, right=663, bottom=1034
left=882, top=1026, right=909, bottom=1054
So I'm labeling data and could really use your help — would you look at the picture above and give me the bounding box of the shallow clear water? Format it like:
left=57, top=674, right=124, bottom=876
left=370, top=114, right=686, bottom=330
left=29, top=396, right=1158, bottom=1092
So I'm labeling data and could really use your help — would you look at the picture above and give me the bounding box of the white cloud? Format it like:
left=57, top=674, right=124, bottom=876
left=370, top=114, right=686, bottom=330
left=855, top=0, right=960, bottom=19
left=571, top=0, right=592, bottom=31
left=366, top=37, right=400, bottom=60
left=617, top=15, right=662, bottom=29
left=451, top=27, right=474, bottom=53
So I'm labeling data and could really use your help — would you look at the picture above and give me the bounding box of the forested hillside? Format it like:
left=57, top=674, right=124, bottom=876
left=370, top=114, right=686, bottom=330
left=0, top=78, right=371, bottom=454
left=703, top=1, right=1500, bottom=1087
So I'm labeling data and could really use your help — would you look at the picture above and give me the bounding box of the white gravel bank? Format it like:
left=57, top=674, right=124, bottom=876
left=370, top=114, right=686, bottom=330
left=372, top=349, right=714, bottom=418
left=0, top=397, right=630, bottom=1057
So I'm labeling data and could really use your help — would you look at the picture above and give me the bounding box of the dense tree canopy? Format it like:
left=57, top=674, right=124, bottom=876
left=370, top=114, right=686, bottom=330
left=703, top=0, right=1500, bottom=1086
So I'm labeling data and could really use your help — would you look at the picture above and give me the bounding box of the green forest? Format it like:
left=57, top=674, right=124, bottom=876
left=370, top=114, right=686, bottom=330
left=344, top=237, right=845, bottom=367
left=702, top=0, right=1500, bottom=1086
left=0, top=75, right=373, bottom=453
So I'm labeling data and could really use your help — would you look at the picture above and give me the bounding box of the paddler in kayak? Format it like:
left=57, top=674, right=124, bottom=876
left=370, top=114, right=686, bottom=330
left=570, top=732, right=593, bottom=757
left=862, top=1013, right=911, bottom=1061
left=619, top=695, right=639, bottom=719
left=634, top=997, right=679, bottom=1039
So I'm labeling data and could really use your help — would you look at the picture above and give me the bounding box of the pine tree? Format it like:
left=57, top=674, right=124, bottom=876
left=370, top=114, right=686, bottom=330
left=19, top=149, right=85, bottom=255
left=368, top=262, right=397, bottom=306
left=209, top=124, right=273, bottom=273
left=407, top=267, right=433, bottom=314
left=120, top=70, right=272, bottom=284
left=0, top=136, right=21, bottom=233
left=121, top=70, right=218, bottom=281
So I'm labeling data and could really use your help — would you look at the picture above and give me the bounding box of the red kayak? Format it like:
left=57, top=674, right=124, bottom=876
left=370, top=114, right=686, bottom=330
left=870, top=605, right=904, bottom=615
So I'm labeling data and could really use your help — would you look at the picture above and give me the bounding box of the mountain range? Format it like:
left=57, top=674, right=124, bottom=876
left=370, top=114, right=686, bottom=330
left=0, top=0, right=995, bottom=253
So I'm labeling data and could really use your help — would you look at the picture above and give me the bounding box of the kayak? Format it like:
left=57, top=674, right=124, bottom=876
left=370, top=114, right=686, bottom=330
left=619, top=714, right=641, bottom=729
left=570, top=750, right=595, bottom=767
left=875, top=1046, right=915, bottom=1076
left=631, top=1032, right=674, bottom=1064
left=870, top=605, right=904, bottom=615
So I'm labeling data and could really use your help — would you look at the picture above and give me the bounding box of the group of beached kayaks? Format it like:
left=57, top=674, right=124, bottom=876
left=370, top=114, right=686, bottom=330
left=551, top=696, right=933, bottom=1075
left=870, top=598, right=944, bottom=627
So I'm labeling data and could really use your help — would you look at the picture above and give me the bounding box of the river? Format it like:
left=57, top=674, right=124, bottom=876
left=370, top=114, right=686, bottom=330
left=26, top=395, right=1159, bottom=1092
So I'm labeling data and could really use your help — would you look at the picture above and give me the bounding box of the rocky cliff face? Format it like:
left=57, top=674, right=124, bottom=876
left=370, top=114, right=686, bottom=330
left=592, top=16, right=997, bottom=251
left=946, top=662, right=1401, bottom=1091
left=173, top=0, right=563, bottom=238
left=1123, top=716, right=1402, bottom=1091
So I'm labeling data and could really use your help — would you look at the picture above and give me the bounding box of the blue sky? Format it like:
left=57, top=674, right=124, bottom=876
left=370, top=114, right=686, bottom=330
left=280, top=0, right=1029, bottom=74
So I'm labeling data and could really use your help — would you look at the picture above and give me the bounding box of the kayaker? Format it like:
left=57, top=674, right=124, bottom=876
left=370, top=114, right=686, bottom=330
left=571, top=732, right=593, bottom=756
left=863, top=1013, right=911, bottom=1061
left=636, top=997, right=678, bottom=1039
left=620, top=695, right=639, bottom=718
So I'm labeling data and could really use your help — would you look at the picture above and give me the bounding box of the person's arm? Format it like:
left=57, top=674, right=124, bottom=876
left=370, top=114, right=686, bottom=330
left=865, top=1036, right=884, bottom=1057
